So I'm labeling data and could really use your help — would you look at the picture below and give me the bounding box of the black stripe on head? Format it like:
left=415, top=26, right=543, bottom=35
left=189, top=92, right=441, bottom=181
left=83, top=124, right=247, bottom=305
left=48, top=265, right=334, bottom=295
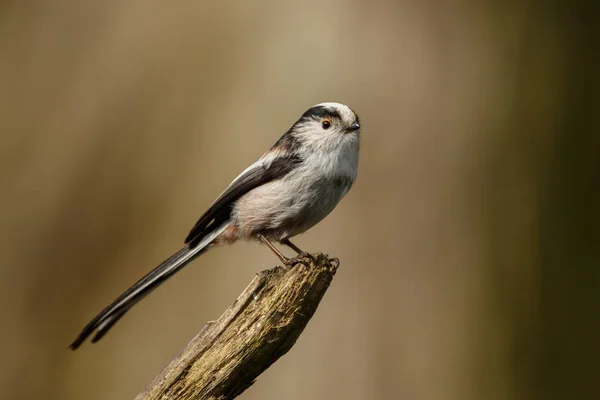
left=301, top=105, right=342, bottom=122
left=278, top=105, right=342, bottom=148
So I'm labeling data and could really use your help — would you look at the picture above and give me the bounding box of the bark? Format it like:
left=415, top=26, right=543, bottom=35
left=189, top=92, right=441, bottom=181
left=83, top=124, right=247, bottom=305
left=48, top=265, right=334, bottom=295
left=135, top=253, right=338, bottom=400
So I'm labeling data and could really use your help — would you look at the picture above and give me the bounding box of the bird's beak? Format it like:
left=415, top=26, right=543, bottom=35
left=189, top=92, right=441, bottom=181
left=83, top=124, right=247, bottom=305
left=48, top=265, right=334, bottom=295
left=346, top=121, right=361, bottom=132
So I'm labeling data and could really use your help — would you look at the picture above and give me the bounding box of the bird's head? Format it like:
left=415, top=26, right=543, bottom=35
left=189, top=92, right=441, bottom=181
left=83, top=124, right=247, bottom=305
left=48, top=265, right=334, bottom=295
left=290, top=102, right=360, bottom=152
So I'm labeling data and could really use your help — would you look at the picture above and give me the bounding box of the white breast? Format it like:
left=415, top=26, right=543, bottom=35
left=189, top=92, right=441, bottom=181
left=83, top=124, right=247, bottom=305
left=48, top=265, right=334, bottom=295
left=233, top=135, right=359, bottom=240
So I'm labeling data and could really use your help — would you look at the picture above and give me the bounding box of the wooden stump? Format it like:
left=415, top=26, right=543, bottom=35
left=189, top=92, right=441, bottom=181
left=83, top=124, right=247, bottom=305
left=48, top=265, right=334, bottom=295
left=136, top=253, right=338, bottom=400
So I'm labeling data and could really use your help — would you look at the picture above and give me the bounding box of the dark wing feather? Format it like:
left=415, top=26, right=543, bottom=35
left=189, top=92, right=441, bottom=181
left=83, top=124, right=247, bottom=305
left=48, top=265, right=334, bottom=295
left=185, top=153, right=302, bottom=246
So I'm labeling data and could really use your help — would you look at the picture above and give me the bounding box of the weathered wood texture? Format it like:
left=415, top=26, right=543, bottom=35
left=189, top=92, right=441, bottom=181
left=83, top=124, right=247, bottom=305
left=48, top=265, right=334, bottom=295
left=135, top=253, right=338, bottom=400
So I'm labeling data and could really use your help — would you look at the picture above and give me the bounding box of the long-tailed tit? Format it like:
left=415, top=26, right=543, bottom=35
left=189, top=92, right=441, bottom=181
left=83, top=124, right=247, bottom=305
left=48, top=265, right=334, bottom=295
left=70, top=102, right=360, bottom=349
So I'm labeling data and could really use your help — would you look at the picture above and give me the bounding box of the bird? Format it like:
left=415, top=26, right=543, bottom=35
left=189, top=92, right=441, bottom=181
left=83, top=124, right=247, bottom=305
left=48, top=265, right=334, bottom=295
left=70, top=102, right=360, bottom=350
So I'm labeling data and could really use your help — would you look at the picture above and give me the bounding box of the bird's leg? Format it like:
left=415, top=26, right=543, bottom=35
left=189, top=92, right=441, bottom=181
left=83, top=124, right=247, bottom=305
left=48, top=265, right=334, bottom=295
left=280, top=238, right=304, bottom=254
left=280, top=238, right=315, bottom=261
left=258, top=234, right=291, bottom=265
left=282, top=239, right=338, bottom=267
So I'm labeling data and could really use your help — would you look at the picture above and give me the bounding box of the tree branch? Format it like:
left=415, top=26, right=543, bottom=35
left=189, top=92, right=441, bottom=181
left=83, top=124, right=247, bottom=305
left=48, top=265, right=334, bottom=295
left=135, top=253, right=338, bottom=400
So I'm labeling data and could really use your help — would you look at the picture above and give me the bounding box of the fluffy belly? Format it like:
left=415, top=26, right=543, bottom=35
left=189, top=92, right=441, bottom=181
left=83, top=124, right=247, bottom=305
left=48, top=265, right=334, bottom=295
left=232, top=175, right=351, bottom=241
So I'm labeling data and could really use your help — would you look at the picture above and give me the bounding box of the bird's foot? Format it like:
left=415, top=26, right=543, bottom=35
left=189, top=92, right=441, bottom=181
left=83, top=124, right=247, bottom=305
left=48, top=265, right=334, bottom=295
left=283, top=252, right=315, bottom=267
left=327, top=256, right=340, bottom=268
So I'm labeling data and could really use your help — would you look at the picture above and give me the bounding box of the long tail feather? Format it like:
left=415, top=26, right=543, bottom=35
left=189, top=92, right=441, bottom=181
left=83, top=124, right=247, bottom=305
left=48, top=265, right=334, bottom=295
left=70, top=224, right=228, bottom=349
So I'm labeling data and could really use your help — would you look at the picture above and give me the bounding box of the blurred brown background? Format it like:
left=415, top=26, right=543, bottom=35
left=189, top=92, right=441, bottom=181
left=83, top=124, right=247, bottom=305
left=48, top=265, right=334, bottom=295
left=1, top=1, right=598, bottom=399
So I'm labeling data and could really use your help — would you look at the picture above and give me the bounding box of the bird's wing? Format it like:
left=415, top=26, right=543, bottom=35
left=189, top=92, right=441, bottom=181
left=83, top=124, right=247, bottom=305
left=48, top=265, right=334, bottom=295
left=185, top=153, right=302, bottom=246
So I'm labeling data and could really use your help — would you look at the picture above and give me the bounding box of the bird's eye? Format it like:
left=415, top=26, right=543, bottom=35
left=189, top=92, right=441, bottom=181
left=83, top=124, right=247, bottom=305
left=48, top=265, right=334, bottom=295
left=321, top=119, right=332, bottom=129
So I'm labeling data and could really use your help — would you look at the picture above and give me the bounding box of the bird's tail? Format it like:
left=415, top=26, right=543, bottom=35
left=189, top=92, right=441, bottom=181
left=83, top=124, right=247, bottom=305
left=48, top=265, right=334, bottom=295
left=69, top=224, right=228, bottom=350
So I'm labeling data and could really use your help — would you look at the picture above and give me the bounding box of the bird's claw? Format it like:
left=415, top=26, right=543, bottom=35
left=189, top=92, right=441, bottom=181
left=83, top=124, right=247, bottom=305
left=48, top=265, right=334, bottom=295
left=327, top=256, right=340, bottom=268
left=283, top=252, right=315, bottom=267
